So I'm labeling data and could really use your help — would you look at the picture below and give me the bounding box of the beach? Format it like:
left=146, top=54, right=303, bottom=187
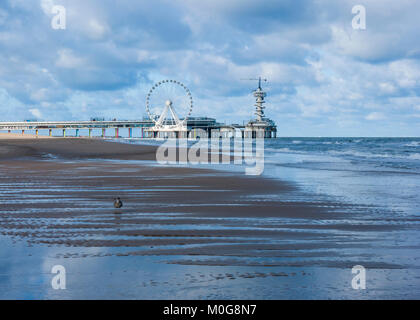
left=0, top=134, right=419, bottom=299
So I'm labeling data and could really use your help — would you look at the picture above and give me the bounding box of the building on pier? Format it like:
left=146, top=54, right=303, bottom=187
left=243, top=77, right=277, bottom=138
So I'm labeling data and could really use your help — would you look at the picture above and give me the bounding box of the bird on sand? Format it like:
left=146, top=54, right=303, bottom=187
left=114, top=197, right=123, bottom=208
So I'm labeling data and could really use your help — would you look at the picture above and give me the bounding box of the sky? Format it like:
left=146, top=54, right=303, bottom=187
left=0, top=0, right=419, bottom=136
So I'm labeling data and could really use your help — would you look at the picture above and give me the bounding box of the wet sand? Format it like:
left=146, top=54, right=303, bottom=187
left=0, top=136, right=406, bottom=267
left=1, top=135, right=418, bottom=299
left=0, top=136, right=157, bottom=160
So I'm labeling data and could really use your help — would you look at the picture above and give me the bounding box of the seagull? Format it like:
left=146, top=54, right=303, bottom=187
left=114, top=197, right=123, bottom=209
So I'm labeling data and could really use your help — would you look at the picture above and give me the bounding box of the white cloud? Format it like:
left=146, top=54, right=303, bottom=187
left=137, top=50, right=152, bottom=62
left=55, top=49, right=86, bottom=68
left=29, top=108, right=42, bottom=119
left=30, top=88, right=48, bottom=101
left=389, top=60, right=420, bottom=89
left=40, top=0, right=55, bottom=15
left=379, top=82, right=397, bottom=95
left=86, top=19, right=108, bottom=40
left=365, top=112, right=386, bottom=121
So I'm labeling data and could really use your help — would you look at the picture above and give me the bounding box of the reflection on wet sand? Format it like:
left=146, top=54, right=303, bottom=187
left=0, top=138, right=419, bottom=299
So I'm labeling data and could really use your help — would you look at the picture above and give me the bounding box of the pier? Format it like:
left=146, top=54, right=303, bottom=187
left=0, top=79, right=277, bottom=139
left=0, top=118, right=222, bottom=138
left=0, top=117, right=276, bottom=139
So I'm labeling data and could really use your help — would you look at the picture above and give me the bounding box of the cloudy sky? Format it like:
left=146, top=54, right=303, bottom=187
left=0, top=0, right=419, bottom=136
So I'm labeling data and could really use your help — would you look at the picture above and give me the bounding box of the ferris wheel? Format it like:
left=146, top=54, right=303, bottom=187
left=146, top=80, right=193, bottom=130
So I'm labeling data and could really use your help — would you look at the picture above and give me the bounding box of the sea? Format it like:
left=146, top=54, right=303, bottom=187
left=264, top=137, right=420, bottom=215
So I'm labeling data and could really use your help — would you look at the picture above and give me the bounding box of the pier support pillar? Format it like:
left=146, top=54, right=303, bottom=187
left=49, top=129, right=52, bottom=137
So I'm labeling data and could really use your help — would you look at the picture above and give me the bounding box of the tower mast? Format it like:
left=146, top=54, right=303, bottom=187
left=253, top=77, right=267, bottom=122
left=240, top=77, right=267, bottom=122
